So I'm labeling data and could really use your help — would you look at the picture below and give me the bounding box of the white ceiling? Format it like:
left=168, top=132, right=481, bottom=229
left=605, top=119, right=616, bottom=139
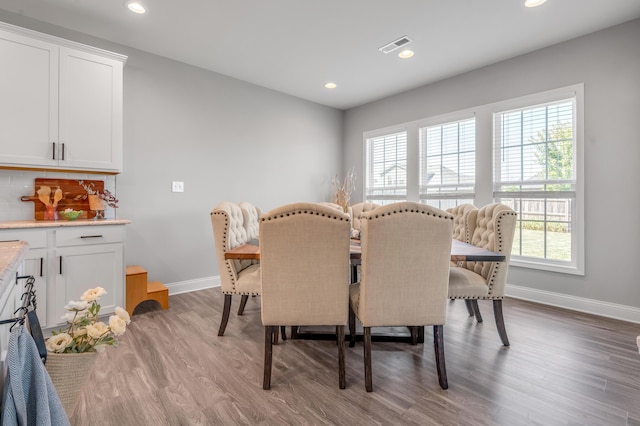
left=1, top=0, right=639, bottom=110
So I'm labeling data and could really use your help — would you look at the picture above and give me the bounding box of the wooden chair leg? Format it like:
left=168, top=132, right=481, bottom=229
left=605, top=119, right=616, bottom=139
left=409, top=326, right=418, bottom=345
left=291, top=326, right=299, bottom=339
left=280, top=326, right=287, bottom=341
left=263, top=326, right=274, bottom=390
left=237, top=295, right=249, bottom=315
left=337, top=325, right=346, bottom=389
left=471, top=299, right=483, bottom=323
left=493, top=299, right=510, bottom=346
left=433, top=325, right=448, bottom=390
left=364, top=327, right=373, bottom=392
left=218, top=294, right=232, bottom=336
left=417, top=326, right=425, bottom=344
left=464, top=299, right=475, bottom=317
left=272, top=327, right=279, bottom=345
left=348, top=304, right=357, bottom=347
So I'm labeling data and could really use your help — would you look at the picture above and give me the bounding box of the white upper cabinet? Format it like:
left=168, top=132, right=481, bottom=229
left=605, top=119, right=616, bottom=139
left=0, top=29, right=58, bottom=168
left=58, top=48, right=124, bottom=171
left=0, top=22, right=126, bottom=173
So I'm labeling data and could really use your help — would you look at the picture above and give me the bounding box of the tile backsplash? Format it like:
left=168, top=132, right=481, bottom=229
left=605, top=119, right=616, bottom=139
left=0, top=169, right=116, bottom=221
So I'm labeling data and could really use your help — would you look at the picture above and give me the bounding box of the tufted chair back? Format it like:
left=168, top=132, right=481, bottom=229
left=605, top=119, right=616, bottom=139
left=350, top=202, right=382, bottom=231
left=238, top=201, right=262, bottom=241
left=210, top=201, right=254, bottom=293
left=260, top=202, right=351, bottom=326
left=463, top=203, right=517, bottom=297
left=355, top=202, right=453, bottom=327
left=446, top=203, right=478, bottom=242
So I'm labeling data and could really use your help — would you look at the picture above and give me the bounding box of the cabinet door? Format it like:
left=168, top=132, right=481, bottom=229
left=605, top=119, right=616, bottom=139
left=54, top=243, right=123, bottom=326
left=0, top=29, right=58, bottom=167
left=58, top=47, right=123, bottom=172
left=21, top=249, right=48, bottom=328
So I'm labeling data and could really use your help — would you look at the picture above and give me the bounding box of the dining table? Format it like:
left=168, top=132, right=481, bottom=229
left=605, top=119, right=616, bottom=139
left=224, top=238, right=505, bottom=343
left=225, top=238, right=506, bottom=262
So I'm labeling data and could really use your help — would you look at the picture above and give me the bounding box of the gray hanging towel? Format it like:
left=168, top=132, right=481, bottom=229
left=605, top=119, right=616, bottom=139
left=1, top=325, right=69, bottom=426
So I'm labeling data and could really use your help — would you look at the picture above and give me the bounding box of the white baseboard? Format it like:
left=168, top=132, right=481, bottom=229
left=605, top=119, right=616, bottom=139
left=162, top=277, right=640, bottom=324
left=165, top=275, right=220, bottom=296
left=506, top=284, right=640, bottom=324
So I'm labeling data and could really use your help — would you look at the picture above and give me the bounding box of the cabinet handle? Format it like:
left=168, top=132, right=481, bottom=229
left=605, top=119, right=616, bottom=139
left=52, top=142, right=56, bottom=160
left=0, top=239, right=19, bottom=242
left=61, top=143, right=65, bottom=161
left=59, top=256, right=62, bottom=275
left=80, top=235, right=103, bottom=239
left=40, top=257, right=44, bottom=277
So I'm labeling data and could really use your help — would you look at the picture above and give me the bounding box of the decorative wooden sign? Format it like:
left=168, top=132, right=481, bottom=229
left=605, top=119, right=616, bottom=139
left=20, top=178, right=105, bottom=220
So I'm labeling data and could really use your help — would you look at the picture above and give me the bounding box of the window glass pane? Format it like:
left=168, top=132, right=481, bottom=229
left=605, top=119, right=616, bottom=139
left=419, top=117, right=475, bottom=205
left=365, top=131, right=407, bottom=203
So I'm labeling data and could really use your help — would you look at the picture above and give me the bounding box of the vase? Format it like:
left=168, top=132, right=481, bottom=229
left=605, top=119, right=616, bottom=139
left=88, top=194, right=106, bottom=220
left=44, top=205, right=58, bottom=220
left=45, top=351, right=98, bottom=416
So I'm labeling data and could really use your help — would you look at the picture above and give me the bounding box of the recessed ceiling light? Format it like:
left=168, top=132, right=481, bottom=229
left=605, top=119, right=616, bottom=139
left=324, top=82, right=337, bottom=89
left=125, top=1, right=146, bottom=14
left=524, top=0, right=547, bottom=7
left=398, top=49, right=414, bottom=59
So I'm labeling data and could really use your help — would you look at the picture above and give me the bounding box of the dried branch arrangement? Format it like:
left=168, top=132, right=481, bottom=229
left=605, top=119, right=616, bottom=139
left=332, top=167, right=356, bottom=212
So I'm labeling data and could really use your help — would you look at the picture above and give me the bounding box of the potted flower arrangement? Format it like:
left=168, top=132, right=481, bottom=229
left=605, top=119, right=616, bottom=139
left=45, top=287, right=130, bottom=415
left=75, top=180, right=119, bottom=219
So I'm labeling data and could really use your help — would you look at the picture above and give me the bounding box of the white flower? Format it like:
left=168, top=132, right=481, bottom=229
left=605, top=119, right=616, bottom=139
left=81, top=287, right=107, bottom=302
left=61, top=311, right=86, bottom=324
left=114, top=307, right=131, bottom=325
left=73, top=327, right=88, bottom=338
left=109, top=315, right=127, bottom=336
left=65, top=300, right=89, bottom=311
left=47, top=287, right=127, bottom=354
left=86, top=322, right=109, bottom=339
left=46, top=333, right=72, bottom=353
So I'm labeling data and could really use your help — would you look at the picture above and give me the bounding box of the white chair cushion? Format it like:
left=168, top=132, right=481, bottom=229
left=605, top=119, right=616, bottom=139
left=448, top=266, right=490, bottom=299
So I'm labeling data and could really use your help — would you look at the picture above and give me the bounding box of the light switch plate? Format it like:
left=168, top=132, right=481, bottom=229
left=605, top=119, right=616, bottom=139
left=172, top=181, right=184, bottom=192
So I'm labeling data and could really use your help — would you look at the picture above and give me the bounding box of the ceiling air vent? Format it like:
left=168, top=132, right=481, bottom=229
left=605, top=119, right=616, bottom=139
left=378, top=36, right=412, bottom=54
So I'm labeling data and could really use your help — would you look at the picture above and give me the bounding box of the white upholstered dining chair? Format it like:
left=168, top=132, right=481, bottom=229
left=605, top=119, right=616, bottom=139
left=348, top=202, right=453, bottom=391
left=446, top=203, right=479, bottom=317
left=448, top=203, right=517, bottom=346
left=210, top=201, right=261, bottom=336
left=260, top=202, right=351, bottom=390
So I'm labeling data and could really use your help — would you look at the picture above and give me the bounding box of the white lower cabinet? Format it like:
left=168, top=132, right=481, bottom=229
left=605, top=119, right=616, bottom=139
left=0, top=225, right=125, bottom=330
left=54, top=242, right=123, bottom=323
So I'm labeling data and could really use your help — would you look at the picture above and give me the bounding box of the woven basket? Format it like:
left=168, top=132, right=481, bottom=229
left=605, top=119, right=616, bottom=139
left=45, top=351, right=98, bottom=416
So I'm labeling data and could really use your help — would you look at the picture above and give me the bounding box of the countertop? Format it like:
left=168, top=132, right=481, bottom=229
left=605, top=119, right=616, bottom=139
left=0, top=219, right=131, bottom=229
left=0, top=240, right=29, bottom=295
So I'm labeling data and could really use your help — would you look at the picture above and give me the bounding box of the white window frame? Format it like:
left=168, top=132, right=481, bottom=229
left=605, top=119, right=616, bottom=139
left=361, top=84, right=584, bottom=275
left=491, top=85, right=584, bottom=275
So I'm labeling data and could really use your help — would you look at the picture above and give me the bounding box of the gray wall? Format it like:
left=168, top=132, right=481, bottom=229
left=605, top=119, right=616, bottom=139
left=0, top=11, right=343, bottom=286
left=343, top=19, right=640, bottom=313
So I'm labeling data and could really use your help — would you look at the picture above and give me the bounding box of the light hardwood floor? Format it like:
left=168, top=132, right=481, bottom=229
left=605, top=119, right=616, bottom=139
left=71, top=289, right=640, bottom=425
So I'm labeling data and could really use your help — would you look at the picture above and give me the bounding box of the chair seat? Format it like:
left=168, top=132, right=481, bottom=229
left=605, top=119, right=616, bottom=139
left=448, top=266, right=489, bottom=298
left=349, top=283, right=361, bottom=316
left=233, top=264, right=261, bottom=294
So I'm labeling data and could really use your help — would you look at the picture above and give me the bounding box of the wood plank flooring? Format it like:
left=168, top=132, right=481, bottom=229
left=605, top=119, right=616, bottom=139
left=70, top=289, right=640, bottom=425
